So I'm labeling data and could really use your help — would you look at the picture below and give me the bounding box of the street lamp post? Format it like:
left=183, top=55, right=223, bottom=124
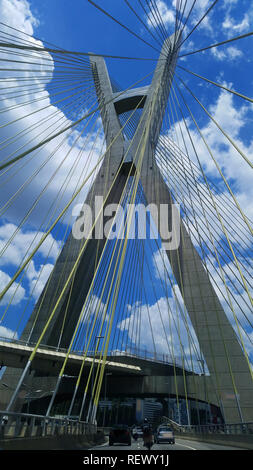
left=103, top=373, right=112, bottom=427
left=86, top=335, right=104, bottom=424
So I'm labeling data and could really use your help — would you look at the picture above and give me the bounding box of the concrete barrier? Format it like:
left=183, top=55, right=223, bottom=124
left=0, top=431, right=106, bottom=450
left=175, top=432, right=253, bottom=450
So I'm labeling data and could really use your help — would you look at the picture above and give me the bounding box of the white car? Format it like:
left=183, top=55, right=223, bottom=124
left=154, top=426, right=175, bottom=445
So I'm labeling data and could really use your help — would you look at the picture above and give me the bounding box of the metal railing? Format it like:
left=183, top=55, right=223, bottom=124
left=162, top=417, right=253, bottom=435
left=0, top=337, right=184, bottom=367
left=0, top=410, right=96, bottom=440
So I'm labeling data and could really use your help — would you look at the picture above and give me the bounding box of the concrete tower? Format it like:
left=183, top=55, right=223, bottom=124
left=3, top=32, right=253, bottom=423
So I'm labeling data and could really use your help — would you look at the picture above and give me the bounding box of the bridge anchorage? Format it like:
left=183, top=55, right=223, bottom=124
left=0, top=3, right=253, bottom=444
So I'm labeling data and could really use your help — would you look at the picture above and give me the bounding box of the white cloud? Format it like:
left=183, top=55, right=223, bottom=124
left=0, top=0, right=39, bottom=34
left=0, top=223, right=61, bottom=267
left=0, top=0, right=103, bottom=229
left=0, top=324, right=18, bottom=339
left=26, top=259, right=54, bottom=300
left=0, top=269, right=26, bottom=305
left=222, top=13, right=250, bottom=36
left=211, top=45, right=243, bottom=61
left=146, top=0, right=175, bottom=30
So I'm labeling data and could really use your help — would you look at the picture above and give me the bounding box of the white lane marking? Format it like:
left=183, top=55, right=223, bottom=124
left=176, top=441, right=197, bottom=451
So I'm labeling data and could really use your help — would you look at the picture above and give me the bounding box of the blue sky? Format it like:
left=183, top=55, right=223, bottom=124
left=0, top=0, right=252, bottom=375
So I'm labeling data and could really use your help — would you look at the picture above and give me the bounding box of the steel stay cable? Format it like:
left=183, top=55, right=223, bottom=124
left=161, top=87, right=240, bottom=413
left=176, top=0, right=220, bottom=52
left=0, top=94, right=95, bottom=203
left=157, top=135, right=253, bottom=274
left=72, top=120, right=113, bottom=353
left=0, top=43, right=95, bottom=68
left=0, top=98, right=98, bottom=273
left=0, top=86, right=96, bottom=166
left=0, top=89, right=97, bottom=228
left=121, top=239, right=144, bottom=356
left=3, top=122, right=102, bottom=332
left=0, top=82, right=95, bottom=116
left=0, top=53, right=94, bottom=72
left=179, top=31, right=253, bottom=58
left=0, top=84, right=94, bottom=161
left=0, top=116, right=102, bottom=326
left=159, top=135, right=253, bottom=236
left=166, top=80, right=253, bottom=290
left=166, top=59, right=249, bottom=408
left=145, top=0, right=167, bottom=44
left=109, top=192, right=144, bottom=354
left=157, top=143, right=253, bottom=252
left=0, top=91, right=98, bottom=170
left=177, top=65, right=253, bottom=104
left=161, top=96, right=201, bottom=419
left=80, top=229, right=141, bottom=419
left=137, top=0, right=163, bottom=43
left=82, top=0, right=162, bottom=54
left=115, top=186, right=147, bottom=356
left=176, top=72, right=253, bottom=170
left=128, top=232, right=147, bottom=357
left=148, top=211, right=223, bottom=410
left=165, top=93, right=221, bottom=363
left=147, top=237, right=207, bottom=405
left=91, top=77, right=167, bottom=415
left=55, top=119, right=108, bottom=347
left=0, top=41, right=158, bottom=61
left=172, top=76, right=253, bottom=309
left=123, top=0, right=164, bottom=49
left=35, top=93, right=150, bottom=408
left=41, top=123, right=105, bottom=349
left=55, top=121, right=110, bottom=351
left=0, top=131, right=112, bottom=304
left=174, top=0, right=181, bottom=40
left=157, top=149, right=253, bottom=344
left=0, top=21, right=93, bottom=66
left=137, top=231, right=198, bottom=367
left=159, top=71, right=196, bottom=395
left=179, top=0, right=197, bottom=39
left=0, top=67, right=156, bottom=172
left=5, top=92, right=148, bottom=412
left=69, top=119, right=154, bottom=417
left=9, top=109, right=103, bottom=343
left=69, top=92, right=161, bottom=416
left=159, top=160, right=253, bottom=289
left=0, top=73, right=92, bottom=94
left=115, top=226, right=144, bottom=356
left=0, top=77, right=93, bottom=105
left=150, top=0, right=169, bottom=40
left=92, top=68, right=189, bottom=416
left=157, top=148, right=253, bottom=297
left=177, top=0, right=188, bottom=32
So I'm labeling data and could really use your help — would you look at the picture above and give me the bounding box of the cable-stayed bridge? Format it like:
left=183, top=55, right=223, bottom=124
left=0, top=0, right=253, bottom=449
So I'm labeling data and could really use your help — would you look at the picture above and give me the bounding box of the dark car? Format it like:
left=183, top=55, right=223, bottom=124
left=154, top=425, right=175, bottom=444
left=109, top=425, right=131, bottom=446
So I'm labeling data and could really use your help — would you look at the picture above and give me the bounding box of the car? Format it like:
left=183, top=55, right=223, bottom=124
left=154, top=426, right=175, bottom=444
left=109, top=424, right=132, bottom=446
left=131, top=425, right=143, bottom=439
left=135, top=426, right=143, bottom=438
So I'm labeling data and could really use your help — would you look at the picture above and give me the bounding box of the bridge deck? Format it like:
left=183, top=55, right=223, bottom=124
left=0, top=340, right=142, bottom=376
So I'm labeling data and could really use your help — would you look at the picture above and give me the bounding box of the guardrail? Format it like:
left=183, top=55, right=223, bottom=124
left=0, top=411, right=96, bottom=440
left=0, top=337, right=185, bottom=368
left=162, top=417, right=253, bottom=435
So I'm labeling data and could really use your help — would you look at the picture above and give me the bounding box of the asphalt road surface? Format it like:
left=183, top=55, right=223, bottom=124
left=89, top=437, right=243, bottom=451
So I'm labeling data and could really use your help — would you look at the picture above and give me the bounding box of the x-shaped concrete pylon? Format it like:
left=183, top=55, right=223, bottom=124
left=23, top=33, right=253, bottom=424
